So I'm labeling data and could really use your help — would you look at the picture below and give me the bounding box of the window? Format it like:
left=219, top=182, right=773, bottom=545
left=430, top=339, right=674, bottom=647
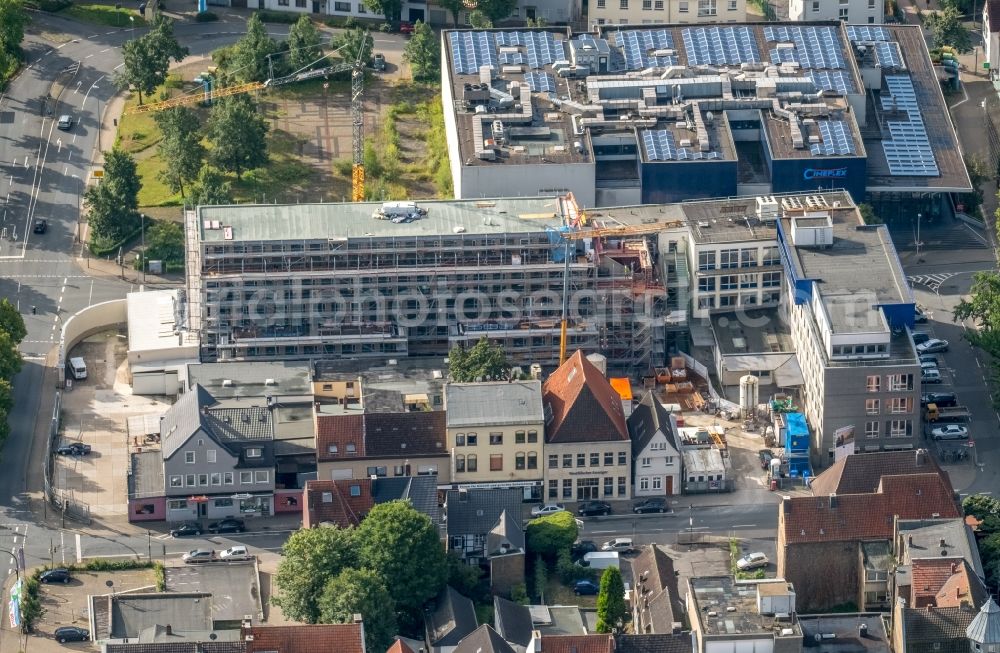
left=245, top=447, right=262, bottom=458
left=597, top=0, right=606, bottom=7
left=467, top=454, right=478, bottom=472
left=196, top=473, right=207, bottom=486
left=740, top=274, right=757, bottom=289
left=328, top=445, right=338, bottom=454
left=643, top=0, right=651, bottom=8
left=888, top=420, right=912, bottom=438
left=666, top=456, right=675, bottom=465
left=889, top=374, right=913, bottom=391
left=698, top=251, right=715, bottom=270
left=185, top=451, right=196, bottom=464
left=679, top=1, right=689, bottom=10
left=349, top=484, right=361, bottom=497
left=740, top=249, right=756, bottom=268
left=720, top=248, right=739, bottom=268
left=563, top=479, right=573, bottom=498
left=839, top=6, right=848, bottom=18
left=590, top=453, right=600, bottom=467
left=456, top=454, right=466, bottom=472
left=346, top=443, right=357, bottom=454
left=618, top=451, right=627, bottom=465
left=210, top=473, right=221, bottom=486
left=394, top=465, right=405, bottom=476
left=863, top=422, right=879, bottom=439
left=655, top=0, right=664, bottom=7
left=698, top=296, right=716, bottom=309
left=169, top=476, right=183, bottom=488
left=255, top=470, right=269, bottom=484
left=720, top=275, right=738, bottom=290
left=641, top=457, right=651, bottom=467
left=640, top=477, right=650, bottom=491
left=620, top=0, right=628, bottom=8
left=866, top=399, right=880, bottom=415
left=215, top=498, right=233, bottom=508
left=653, top=477, right=662, bottom=490
left=528, top=430, right=538, bottom=443
left=206, top=450, right=216, bottom=463
left=618, top=476, right=627, bottom=496
left=868, top=15, right=875, bottom=21
left=890, top=397, right=912, bottom=414
left=866, top=375, right=881, bottom=392
left=601, top=477, right=612, bottom=496
left=467, top=434, right=478, bottom=446
left=699, top=277, right=716, bottom=292
left=456, top=434, right=466, bottom=446
left=812, top=0, right=819, bottom=9
left=728, top=0, right=737, bottom=8
left=762, top=272, right=781, bottom=288
left=528, top=452, right=537, bottom=469
left=168, top=499, right=187, bottom=510
left=563, top=454, right=573, bottom=468
left=515, top=431, right=526, bottom=444
left=549, top=480, right=558, bottom=498
left=240, top=471, right=253, bottom=484
left=224, top=472, right=233, bottom=485
left=490, top=433, right=503, bottom=445
left=278, top=0, right=288, bottom=6
left=604, top=452, right=614, bottom=466
left=356, top=1, right=365, bottom=11
left=367, top=466, right=387, bottom=477
left=186, top=474, right=196, bottom=486
left=516, top=453, right=526, bottom=470
left=868, top=0, right=875, bottom=7
left=763, top=247, right=781, bottom=266
left=719, top=295, right=737, bottom=308
left=334, top=1, right=350, bottom=10
left=578, top=453, right=586, bottom=467
left=549, top=454, right=558, bottom=469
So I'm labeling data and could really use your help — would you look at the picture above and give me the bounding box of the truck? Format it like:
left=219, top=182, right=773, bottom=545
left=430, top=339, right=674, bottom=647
left=925, top=403, right=970, bottom=422
left=582, top=551, right=620, bottom=570
left=68, top=357, right=87, bottom=380
left=371, top=201, right=427, bottom=220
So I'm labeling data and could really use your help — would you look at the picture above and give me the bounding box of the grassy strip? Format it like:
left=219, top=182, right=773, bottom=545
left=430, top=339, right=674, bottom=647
left=729, top=538, right=765, bottom=581
left=62, top=3, right=147, bottom=27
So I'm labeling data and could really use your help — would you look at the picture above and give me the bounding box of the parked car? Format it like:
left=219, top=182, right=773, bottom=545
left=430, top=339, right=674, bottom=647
left=219, top=545, right=253, bottom=562
left=55, top=626, right=89, bottom=643
left=169, top=522, right=202, bottom=538
left=578, top=501, right=611, bottom=517
left=207, top=517, right=245, bottom=534
left=914, top=307, right=928, bottom=323
left=571, top=540, right=598, bottom=562
left=919, top=354, right=939, bottom=366
left=573, top=579, right=600, bottom=595
left=920, top=361, right=939, bottom=372
left=931, top=424, right=969, bottom=440
left=56, top=115, right=74, bottom=131
left=182, top=549, right=217, bottom=564
left=917, top=339, right=949, bottom=354
left=33, top=219, right=47, bottom=234
left=632, top=497, right=668, bottom=514
left=398, top=21, right=414, bottom=33
left=922, top=392, right=957, bottom=407
left=912, top=332, right=931, bottom=345
left=922, top=368, right=943, bottom=384
left=758, top=449, right=774, bottom=470
left=736, top=552, right=769, bottom=570
left=371, top=53, right=386, bottom=71
left=40, top=568, right=71, bottom=584
left=530, top=503, right=566, bottom=517
left=56, top=442, right=91, bottom=456
left=600, top=537, right=634, bottom=552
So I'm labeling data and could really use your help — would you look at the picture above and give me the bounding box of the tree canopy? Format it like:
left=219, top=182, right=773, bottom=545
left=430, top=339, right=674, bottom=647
left=0, top=299, right=26, bottom=345
left=0, top=0, right=29, bottom=62
left=436, top=0, right=464, bottom=25
left=85, top=149, right=142, bottom=243
left=926, top=6, right=972, bottom=53
left=526, top=511, right=579, bottom=560
left=154, top=107, right=204, bottom=198
left=596, top=566, right=628, bottom=633
left=145, top=221, right=185, bottom=265
left=473, top=0, right=518, bottom=21
left=226, top=13, right=285, bottom=83
left=190, top=166, right=233, bottom=206
left=319, top=568, right=397, bottom=653
left=288, top=15, right=324, bottom=72
left=954, top=271, right=1000, bottom=358
left=448, top=337, right=511, bottom=382
left=362, top=0, right=401, bottom=20
left=403, top=21, right=439, bottom=81
left=208, top=95, right=269, bottom=179
left=115, top=16, right=188, bottom=104
left=273, top=526, right=358, bottom=624
left=330, top=27, right=373, bottom=66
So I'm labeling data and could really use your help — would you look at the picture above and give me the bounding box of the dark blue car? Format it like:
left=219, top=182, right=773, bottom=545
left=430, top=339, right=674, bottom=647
left=573, top=579, right=599, bottom=596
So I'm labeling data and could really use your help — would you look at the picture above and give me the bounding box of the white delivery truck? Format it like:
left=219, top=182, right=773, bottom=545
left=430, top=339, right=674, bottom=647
left=68, top=357, right=87, bottom=380
left=582, top=551, right=620, bottom=570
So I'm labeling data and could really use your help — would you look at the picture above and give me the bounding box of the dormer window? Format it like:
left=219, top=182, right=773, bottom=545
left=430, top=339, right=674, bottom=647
left=346, top=443, right=357, bottom=454
left=245, top=447, right=262, bottom=458
left=350, top=485, right=361, bottom=497
left=328, top=445, right=338, bottom=453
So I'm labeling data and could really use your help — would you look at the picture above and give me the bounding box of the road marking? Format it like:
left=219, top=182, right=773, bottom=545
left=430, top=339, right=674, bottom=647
left=114, top=63, right=125, bottom=70
left=99, top=48, right=110, bottom=53
left=976, top=358, right=982, bottom=368
left=75, top=533, right=82, bottom=563
left=731, top=524, right=758, bottom=528
left=87, top=34, right=99, bottom=39
left=84, top=54, right=94, bottom=59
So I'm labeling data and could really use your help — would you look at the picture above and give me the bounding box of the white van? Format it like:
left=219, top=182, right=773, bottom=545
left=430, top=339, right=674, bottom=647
left=68, top=357, right=87, bottom=380
left=582, top=551, right=620, bottom=570
left=372, top=201, right=427, bottom=220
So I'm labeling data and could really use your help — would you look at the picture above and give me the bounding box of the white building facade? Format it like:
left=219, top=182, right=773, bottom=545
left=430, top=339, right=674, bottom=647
left=788, top=0, right=882, bottom=24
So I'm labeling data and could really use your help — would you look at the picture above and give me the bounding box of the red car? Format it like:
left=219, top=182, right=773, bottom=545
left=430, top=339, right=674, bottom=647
left=398, top=21, right=414, bottom=33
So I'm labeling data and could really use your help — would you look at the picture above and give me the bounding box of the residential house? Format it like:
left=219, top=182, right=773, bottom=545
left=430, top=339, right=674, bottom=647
left=809, top=450, right=943, bottom=497
left=777, top=472, right=960, bottom=612
left=315, top=411, right=449, bottom=482
left=301, top=475, right=439, bottom=528
left=890, top=598, right=1000, bottom=653
left=788, top=0, right=882, bottom=23
left=631, top=546, right=684, bottom=635
left=686, top=577, right=802, bottom=653
left=904, top=559, right=989, bottom=609
left=895, top=518, right=985, bottom=577
left=494, top=596, right=533, bottom=653
left=445, top=488, right=525, bottom=579
left=425, top=587, right=479, bottom=653
left=859, top=541, right=892, bottom=612
left=587, top=0, right=747, bottom=30
left=985, top=0, right=1000, bottom=78
left=542, top=351, right=632, bottom=502
left=160, top=385, right=276, bottom=522
left=527, top=635, right=616, bottom=653
left=445, top=381, right=545, bottom=500
left=797, top=615, right=890, bottom=653
left=454, top=625, right=517, bottom=653
left=628, top=393, right=682, bottom=497
left=616, top=634, right=695, bottom=653
left=312, top=358, right=447, bottom=413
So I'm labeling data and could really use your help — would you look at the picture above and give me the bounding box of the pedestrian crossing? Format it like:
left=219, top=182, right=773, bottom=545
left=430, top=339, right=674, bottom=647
left=908, top=273, right=957, bottom=292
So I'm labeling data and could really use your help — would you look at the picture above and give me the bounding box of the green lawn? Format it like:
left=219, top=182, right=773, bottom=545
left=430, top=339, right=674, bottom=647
left=63, top=3, right=146, bottom=27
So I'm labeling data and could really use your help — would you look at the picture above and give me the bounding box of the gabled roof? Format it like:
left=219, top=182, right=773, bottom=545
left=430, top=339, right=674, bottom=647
left=542, top=351, right=628, bottom=444
left=161, top=385, right=274, bottom=465
left=911, top=559, right=989, bottom=609
left=446, top=488, right=524, bottom=538
left=493, top=596, right=533, bottom=649
left=487, top=509, right=526, bottom=555
left=898, top=518, right=984, bottom=577
left=371, top=475, right=441, bottom=524
left=247, top=624, right=365, bottom=653
left=903, top=605, right=978, bottom=648
left=536, top=635, right=615, bottom=653
left=315, top=411, right=446, bottom=462
left=631, top=547, right=683, bottom=634
left=809, top=450, right=940, bottom=496
left=967, top=598, right=1000, bottom=644
left=445, top=381, right=544, bottom=428
left=781, top=473, right=959, bottom=545
left=304, top=476, right=440, bottom=529
left=425, top=587, right=478, bottom=648
left=618, top=634, right=695, bottom=653
left=628, top=392, right=678, bottom=457
left=453, top=625, right=517, bottom=653
left=387, top=641, right=416, bottom=653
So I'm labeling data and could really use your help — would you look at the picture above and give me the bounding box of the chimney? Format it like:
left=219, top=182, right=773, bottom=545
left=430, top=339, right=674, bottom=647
left=951, top=562, right=959, bottom=573
left=533, top=630, right=543, bottom=651
left=353, top=613, right=363, bottom=624
left=916, top=449, right=926, bottom=466
left=829, top=493, right=837, bottom=509
left=859, top=623, right=868, bottom=638
left=908, top=535, right=913, bottom=546
left=165, top=624, right=173, bottom=636
left=940, top=538, right=946, bottom=548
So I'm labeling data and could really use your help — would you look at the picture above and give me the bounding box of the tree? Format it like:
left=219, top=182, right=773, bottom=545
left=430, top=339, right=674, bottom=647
left=273, top=526, right=358, bottom=624
left=954, top=271, right=1000, bottom=355
left=926, top=6, right=972, bottom=53
left=330, top=27, right=373, bottom=67
left=595, top=566, right=628, bottom=634
left=355, top=501, right=447, bottom=616
left=0, top=331, right=22, bottom=381
left=403, top=21, right=439, bottom=81
left=208, top=96, right=269, bottom=179
left=448, top=337, right=511, bottom=382
left=362, top=0, right=401, bottom=20
left=85, top=149, right=141, bottom=243
left=0, top=0, right=29, bottom=60
left=227, top=13, right=284, bottom=83
left=154, top=107, right=204, bottom=198
left=436, top=0, right=464, bottom=25
left=961, top=153, right=991, bottom=214
left=145, top=221, right=185, bottom=264
left=0, top=298, right=26, bottom=345
left=148, top=15, right=189, bottom=68
left=533, top=554, right=547, bottom=603
left=468, top=10, right=493, bottom=28
left=473, top=0, right=518, bottom=21
left=525, top=511, right=578, bottom=560
left=115, top=16, right=187, bottom=105
left=963, top=494, right=1000, bottom=521
left=288, top=15, right=324, bottom=72
left=319, top=568, right=397, bottom=653
left=0, top=380, right=12, bottom=415
left=190, top=166, right=233, bottom=206
left=447, top=552, right=484, bottom=598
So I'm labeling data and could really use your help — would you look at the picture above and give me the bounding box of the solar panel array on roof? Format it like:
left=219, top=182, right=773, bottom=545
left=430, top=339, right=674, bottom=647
left=808, top=70, right=855, bottom=94
left=809, top=120, right=856, bottom=156
left=449, top=31, right=498, bottom=75
left=524, top=72, right=557, bottom=93
left=874, top=41, right=905, bottom=70
left=880, top=75, right=939, bottom=176
left=499, top=51, right=526, bottom=66
left=764, top=26, right=845, bottom=70
left=846, top=25, right=891, bottom=42
left=615, top=29, right=678, bottom=70
left=493, top=31, right=564, bottom=69
left=641, top=129, right=719, bottom=161
left=682, top=26, right=761, bottom=66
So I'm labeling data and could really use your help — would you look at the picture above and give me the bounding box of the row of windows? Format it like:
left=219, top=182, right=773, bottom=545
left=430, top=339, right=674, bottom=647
left=863, top=420, right=913, bottom=438
left=595, top=0, right=738, bottom=8
left=548, top=477, right=628, bottom=498
left=548, top=451, right=629, bottom=468
left=698, top=248, right=780, bottom=272
left=699, top=272, right=781, bottom=292
left=366, top=465, right=438, bottom=477
left=185, top=448, right=259, bottom=463
left=639, top=456, right=675, bottom=467
left=455, top=452, right=538, bottom=473
left=454, top=431, right=539, bottom=447
left=697, top=291, right=781, bottom=310
left=169, top=471, right=268, bottom=487
left=833, top=343, right=888, bottom=357
left=638, top=476, right=665, bottom=490
left=864, top=397, right=913, bottom=415
left=865, top=374, right=915, bottom=393
left=168, top=497, right=240, bottom=510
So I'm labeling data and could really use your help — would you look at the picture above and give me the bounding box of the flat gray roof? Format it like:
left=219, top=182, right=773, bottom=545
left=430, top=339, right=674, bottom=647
left=799, top=614, right=890, bottom=653
left=128, top=451, right=164, bottom=499
left=711, top=309, right=795, bottom=355
left=689, top=577, right=801, bottom=636
left=164, top=562, right=262, bottom=622
left=187, top=361, right=313, bottom=397
left=445, top=381, right=544, bottom=427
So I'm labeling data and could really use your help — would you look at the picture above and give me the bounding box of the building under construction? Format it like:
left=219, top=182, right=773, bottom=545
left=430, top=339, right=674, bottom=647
left=184, top=196, right=671, bottom=376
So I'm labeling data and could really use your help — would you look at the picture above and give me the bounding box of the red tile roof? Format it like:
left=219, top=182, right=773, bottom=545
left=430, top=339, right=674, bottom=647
left=809, top=450, right=941, bottom=497
left=386, top=641, right=416, bottom=653
left=303, top=479, right=374, bottom=528
left=912, top=559, right=982, bottom=608
left=537, top=635, right=616, bottom=653
left=542, top=351, right=628, bottom=443
left=782, top=473, right=959, bottom=545
left=247, top=624, right=364, bottom=653
left=316, top=412, right=446, bottom=462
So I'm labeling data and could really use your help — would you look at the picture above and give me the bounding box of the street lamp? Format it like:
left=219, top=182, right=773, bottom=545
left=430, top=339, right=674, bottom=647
left=0, top=548, right=21, bottom=581
left=140, top=213, right=146, bottom=283
left=916, top=212, right=923, bottom=256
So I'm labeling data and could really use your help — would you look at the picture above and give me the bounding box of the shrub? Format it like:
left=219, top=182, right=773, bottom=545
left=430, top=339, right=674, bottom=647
left=257, top=9, right=298, bottom=23
left=380, top=22, right=392, bottom=32
left=195, top=10, right=218, bottom=21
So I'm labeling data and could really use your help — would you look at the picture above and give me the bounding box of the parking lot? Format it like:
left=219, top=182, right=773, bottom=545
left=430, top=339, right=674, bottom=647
left=56, top=330, right=170, bottom=518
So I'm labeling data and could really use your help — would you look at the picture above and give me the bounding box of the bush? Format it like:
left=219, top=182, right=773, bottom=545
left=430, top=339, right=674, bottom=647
left=36, top=0, right=71, bottom=11
left=380, top=22, right=392, bottom=32
left=256, top=9, right=299, bottom=23
left=511, top=583, right=529, bottom=604
left=195, top=10, right=218, bottom=21
left=556, top=547, right=590, bottom=585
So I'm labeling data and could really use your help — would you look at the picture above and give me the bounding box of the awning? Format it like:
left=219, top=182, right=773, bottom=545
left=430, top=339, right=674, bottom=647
left=773, top=355, right=804, bottom=387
